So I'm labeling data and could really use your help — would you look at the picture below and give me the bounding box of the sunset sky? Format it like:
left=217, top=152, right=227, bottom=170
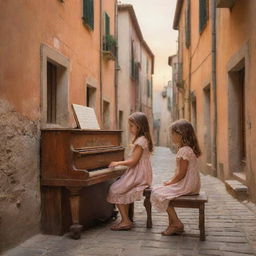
left=119, top=0, right=178, bottom=113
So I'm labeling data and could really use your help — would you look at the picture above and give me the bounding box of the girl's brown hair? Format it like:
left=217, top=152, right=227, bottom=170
left=129, top=112, right=153, bottom=152
left=170, top=119, right=201, bottom=157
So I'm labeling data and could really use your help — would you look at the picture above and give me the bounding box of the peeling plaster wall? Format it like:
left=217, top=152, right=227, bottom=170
left=0, top=100, right=41, bottom=252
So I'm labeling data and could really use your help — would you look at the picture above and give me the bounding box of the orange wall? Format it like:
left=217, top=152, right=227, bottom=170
left=176, top=0, right=256, bottom=201
left=0, top=0, right=117, bottom=128
left=177, top=0, right=213, bottom=173
left=216, top=0, right=256, bottom=200
left=102, top=0, right=117, bottom=129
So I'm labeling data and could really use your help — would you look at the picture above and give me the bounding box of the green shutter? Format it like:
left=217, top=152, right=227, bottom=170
left=147, top=80, right=151, bottom=97
left=199, top=0, right=207, bottom=33
left=105, top=13, right=110, bottom=35
left=185, top=0, right=191, bottom=48
left=83, top=0, right=94, bottom=30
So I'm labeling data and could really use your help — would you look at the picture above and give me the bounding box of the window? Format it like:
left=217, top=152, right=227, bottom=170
left=104, top=12, right=110, bottom=36
left=147, top=80, right=151, bottom=98
left=41, top=45, right=69, bottom=127
left=47, top=62, right=57, bottom=123
left=86, top=85, right=96, bottom=108
left=82, top=0, right=94, bottom=30
left=130, top=40, right=135, bottom=78
left=103, top=100, right=110, bottom=129
left=118, top=111, right=123, bottom=130
left=185, top=0, right=191, bottom=48
left=199, top=0, right=208, bottom=33
left=103, top=12, right=116, bottom=59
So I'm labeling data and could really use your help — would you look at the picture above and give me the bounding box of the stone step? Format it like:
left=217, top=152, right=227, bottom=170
left=225, top=179, right=248, bottom=201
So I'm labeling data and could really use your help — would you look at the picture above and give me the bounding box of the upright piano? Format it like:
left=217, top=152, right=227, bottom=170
left=40, top=128, right=127, bottom=239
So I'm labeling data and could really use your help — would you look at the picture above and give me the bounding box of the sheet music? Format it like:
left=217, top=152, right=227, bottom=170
left=72, top=104, right=100, bottom=130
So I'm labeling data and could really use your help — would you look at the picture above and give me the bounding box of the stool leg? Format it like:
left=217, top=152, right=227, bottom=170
left=144, top=190, right=152, bottom=228
left=199, top=204, right=205, bottom=241
left=128, top=203, right=134, bottom=222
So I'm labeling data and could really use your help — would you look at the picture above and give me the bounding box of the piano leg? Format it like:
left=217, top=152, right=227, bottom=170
left=66, top=187, right=83, bottom=239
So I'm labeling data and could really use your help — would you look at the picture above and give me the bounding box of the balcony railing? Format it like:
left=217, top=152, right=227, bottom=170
left=103, top=35, right=116, bottom=60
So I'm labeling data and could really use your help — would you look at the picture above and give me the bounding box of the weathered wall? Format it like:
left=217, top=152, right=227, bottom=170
left=216, top=0, right=256, bottom=201
left=0, top=100, right=41, bottom=252
left=175, top=0, right=256, bottom=202
left=0, top=0, right=117, bottom=251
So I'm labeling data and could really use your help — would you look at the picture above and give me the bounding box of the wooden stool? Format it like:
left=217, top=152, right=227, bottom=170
left=129, top=188, right=208, bottom=241
left=171, top=192, right=208, bottom=241
left=128, top=187, right=152, bottom=228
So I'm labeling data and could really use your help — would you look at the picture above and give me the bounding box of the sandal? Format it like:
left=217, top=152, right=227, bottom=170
left=111, top=223, right=132, bottom=231
left=161, top=224, right=184, bottom=236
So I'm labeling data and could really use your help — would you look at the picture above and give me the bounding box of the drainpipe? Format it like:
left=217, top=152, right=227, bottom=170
left=188, top=0, right=192, bottom=121
left=211, top=0, right=217, bottom=177
left=100, top=0, right=103, bottom=125
left=114, top=0, right=118, bottom=129
left=188, top=52, right=192, bottom=121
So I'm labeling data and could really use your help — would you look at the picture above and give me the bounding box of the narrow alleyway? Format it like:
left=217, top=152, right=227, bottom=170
left=3, top=147, right=256, bottom=256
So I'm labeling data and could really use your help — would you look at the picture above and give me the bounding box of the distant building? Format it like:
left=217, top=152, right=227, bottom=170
left=168, top=54, right=180, bottom=123
left=117, top=4, right=154, bottom=147
left=159, top=82, right=173, bottom=147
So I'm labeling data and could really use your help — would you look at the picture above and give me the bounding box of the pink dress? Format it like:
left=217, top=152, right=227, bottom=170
left=151, top=146, right=200, bottom=212
left=107, top=136, right=152, bottom=204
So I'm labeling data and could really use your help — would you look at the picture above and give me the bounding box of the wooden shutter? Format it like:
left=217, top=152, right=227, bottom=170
left=83, top=0, right=94, bottom=30
left=199, top=0, right=208, bottom=33
left=185, top=0, right=191, bottom=48
left=47, top=62, right=57, bottom=123
left=147, top=80, right=151, bottom=97
left=105, top=13, right=110, bottom=35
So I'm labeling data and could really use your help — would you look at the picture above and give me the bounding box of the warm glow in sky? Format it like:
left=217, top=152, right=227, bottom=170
left=119, top=0, right=178, bottom=92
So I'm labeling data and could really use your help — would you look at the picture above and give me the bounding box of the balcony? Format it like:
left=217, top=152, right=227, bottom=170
left=103, top=35, right=116, bottom=61
left=216, top=0, right=236, bottom=8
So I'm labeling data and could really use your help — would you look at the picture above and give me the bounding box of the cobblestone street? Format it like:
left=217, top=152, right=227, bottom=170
left=3, top=147, right=256, bottom=256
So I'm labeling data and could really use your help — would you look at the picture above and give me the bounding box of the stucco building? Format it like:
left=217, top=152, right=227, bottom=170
left=0, top=0, right=118, bottom=251
left=173, top=0, right=256, bottom=202
left=117, top=5, right=154, bottom=147
left=159, top=82, right=172, bottom=147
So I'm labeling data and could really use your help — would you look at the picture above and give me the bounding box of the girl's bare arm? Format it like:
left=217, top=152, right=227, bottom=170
left=164, top=158, right=189, bottom=185
left=109, top=145, right=143, bottom=168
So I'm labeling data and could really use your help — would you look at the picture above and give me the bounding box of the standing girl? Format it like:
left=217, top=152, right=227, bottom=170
left=151, top=119, right=201, bottom=236
left=107, top=112, right=153, bottom=231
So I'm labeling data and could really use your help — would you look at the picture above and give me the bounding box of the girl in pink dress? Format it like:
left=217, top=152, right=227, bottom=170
left=107, top=112, right=153, bottom=231
left=151, top=119, right=201, bottom=236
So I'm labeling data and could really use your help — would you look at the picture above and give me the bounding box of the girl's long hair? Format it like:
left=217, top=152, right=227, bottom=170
left=129, top=112, right=153, bottom=152
left=170, top=119, right=201, bottom=157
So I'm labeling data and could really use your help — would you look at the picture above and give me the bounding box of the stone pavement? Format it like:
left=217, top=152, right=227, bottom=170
left=2, top=147, right=256, bottom=256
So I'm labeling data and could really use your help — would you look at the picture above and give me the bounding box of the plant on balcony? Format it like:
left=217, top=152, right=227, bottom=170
left=103, top=34, right=117, bottom=60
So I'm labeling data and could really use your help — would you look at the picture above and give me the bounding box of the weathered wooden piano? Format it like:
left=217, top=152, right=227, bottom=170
left=40, top=128, right=126, bottom=239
